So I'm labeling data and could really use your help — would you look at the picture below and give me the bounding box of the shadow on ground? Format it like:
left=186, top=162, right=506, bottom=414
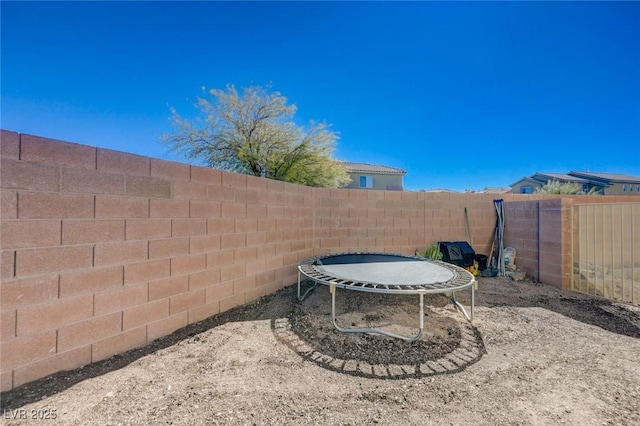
left=2, top=277, right=638, bottom=410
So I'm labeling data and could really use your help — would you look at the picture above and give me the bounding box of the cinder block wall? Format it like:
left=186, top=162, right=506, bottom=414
left=0, top=131, right=316, bottom=391
left=313, top=189, right=501, bottom=257
left=0, top=130, right=544, bottom=391
left=538, top=199, right=573, bottom=290
left=503, top=200, right=541, bottom=280
left=503, top=196, right=635, bottom=289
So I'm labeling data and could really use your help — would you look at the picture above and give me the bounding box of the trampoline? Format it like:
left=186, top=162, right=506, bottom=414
left=297, top=252, right=476, bottom=341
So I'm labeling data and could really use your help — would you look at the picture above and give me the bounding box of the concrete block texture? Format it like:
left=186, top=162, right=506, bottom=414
left=1, top=130, right=627, bottom=391
left=20, top=134, right=96, bottom=169
left=0, top=130, right=20, bottom=159
left=1, top=159, right=60, bottom=192
left=2, top=220, right=61, bottom=249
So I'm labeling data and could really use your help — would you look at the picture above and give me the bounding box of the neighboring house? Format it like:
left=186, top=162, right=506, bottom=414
left=480, top=187, right=512, bottom=194
left=567, top=171, right=640, bottom=195
left=509, top=176, right=541, bottom=194
left=510, top=173, right=594, bottom=194
left=343, top=162, right=406, bottom=190
left=510, top=171, right=640, bottom=195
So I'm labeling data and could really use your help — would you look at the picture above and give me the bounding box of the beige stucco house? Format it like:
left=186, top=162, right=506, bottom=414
left=343, top=162, right=406, bottom=190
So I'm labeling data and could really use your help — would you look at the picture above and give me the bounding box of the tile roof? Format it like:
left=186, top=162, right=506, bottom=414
left=534, top=173, right=592, bottom=183
left=481, top=187, right=512, bottom=194
left=422, top=188, right=458, bottom=193
left=511, top=171, right=640, bottom=189
left=569, top=171, right=640, bottom=183
left=343, top=162, right=406, bottom=175
left=509, top=176, right=544, bottom=187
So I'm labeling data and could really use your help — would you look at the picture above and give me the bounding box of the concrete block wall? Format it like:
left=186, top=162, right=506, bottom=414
left=503, top=196, right=636, bottom=290
left=313, top=189, right=501, bottom=257
left=5, top=130, right=610, bottom=391
left=538, top=199, right=572, bottom=290
left=0, top=131, right=314, bottom=391
left=503, top=200, right=541, bottom=280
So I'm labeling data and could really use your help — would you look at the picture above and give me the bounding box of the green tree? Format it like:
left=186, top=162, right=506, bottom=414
left=535, top=179, right=601, bottom=195
left=164, top=84, right=351, bottom=188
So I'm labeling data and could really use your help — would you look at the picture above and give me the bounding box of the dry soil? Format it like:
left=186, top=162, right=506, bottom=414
left=2, top=276, right=640, bottom=425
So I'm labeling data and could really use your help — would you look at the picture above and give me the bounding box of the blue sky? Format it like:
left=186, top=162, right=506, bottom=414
left=2, top=1, right=639, bottom=191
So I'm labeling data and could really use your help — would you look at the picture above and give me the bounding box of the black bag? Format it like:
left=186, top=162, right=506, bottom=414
left=438, top=241, right=475, bottom=267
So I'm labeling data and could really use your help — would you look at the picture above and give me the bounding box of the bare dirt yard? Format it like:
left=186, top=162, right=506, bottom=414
left=2, top=276, right=640, bottom=425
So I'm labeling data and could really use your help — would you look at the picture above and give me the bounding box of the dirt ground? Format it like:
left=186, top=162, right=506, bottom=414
left=2, top=276, right=640, bottom=425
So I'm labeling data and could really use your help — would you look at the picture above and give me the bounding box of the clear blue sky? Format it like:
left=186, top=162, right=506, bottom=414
left=2, top=1, right=639, bottom=191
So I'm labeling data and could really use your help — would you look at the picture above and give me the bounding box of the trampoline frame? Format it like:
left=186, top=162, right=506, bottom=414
left=297, top=252, right=476, bottom=341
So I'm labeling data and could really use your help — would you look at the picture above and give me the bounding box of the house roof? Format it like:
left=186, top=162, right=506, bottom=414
left=509, top=176, right=545, bottom=187
left=422, top=188, right=458, bottom=193
left=481, top=187, right=512, bottom=194
left=533, top=173, right=592, bottom=184
left=510, top=170, right=640, bottom=189
left=343, top=162, right=406, bottom=175
left=569, top=171, right=640, bottom=184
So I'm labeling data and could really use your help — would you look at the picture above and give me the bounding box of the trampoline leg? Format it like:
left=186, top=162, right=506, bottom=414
left=330, top=283, right=424, bottom=342
left=297, top=271, right=317, bottom=302
left=451, top=292, right=472, bottom=322
left=418, top=293, right=424, bottom=332
left=471, top=281, right=475, bottom=321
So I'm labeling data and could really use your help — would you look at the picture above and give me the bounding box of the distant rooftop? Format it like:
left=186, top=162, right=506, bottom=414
left=481, top=187, right=512, bottom=194
left=569, top=171, right=640, bottom=183
left=422, top=188, right=458, bottom=193
left=343, top=162, right=406, bottom=175
left=534, top=173, right=592, bottom=183
left=510, top=170, right=640, bottom=188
